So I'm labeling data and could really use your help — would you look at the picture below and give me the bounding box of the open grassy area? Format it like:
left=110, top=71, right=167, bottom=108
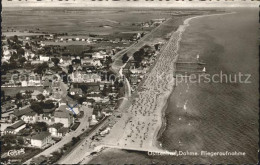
left=2, top=87, right=44, bottom=97
left=2, top=8, right=207, bottom=35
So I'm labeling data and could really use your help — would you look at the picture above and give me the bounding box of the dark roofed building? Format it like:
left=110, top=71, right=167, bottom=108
left=54, top=110, right=74, bottom=128
left=14, top=107, right=34, bottom=118
left=4, top=120, right=26, bottom=134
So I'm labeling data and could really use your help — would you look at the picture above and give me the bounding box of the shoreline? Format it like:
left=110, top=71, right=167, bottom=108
left=154, top=10, right=237, bottom=151
left=84, top=11, right=236, bottom=164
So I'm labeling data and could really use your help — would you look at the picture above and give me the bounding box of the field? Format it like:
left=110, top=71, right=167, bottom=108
left=2, top=8, right=210, bottom=35
left=2, top=86, right=44, bottom=97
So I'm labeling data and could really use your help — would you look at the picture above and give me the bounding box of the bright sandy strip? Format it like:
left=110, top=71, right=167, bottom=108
left=80, top=11, right=236, bottom=164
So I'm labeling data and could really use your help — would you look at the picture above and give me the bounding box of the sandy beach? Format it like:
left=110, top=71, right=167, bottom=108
left=71, top=11, right=236, bottom=164
left=106, top=11, right=234, bottom=149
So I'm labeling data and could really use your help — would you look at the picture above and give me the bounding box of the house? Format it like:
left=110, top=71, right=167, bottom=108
left=70, top=72, right=102, bottom=83
left=87, top=85, right=100, bottom=94
left=39, top=55, right=50, bottom=62
left=86, top=94, right=102, bottom=102
left=4, top=120, right=26, bottom=135
left=81, top=58, right=93, bottom=65
left=28, top=73, right=42, bottom=86
left=42, top=108, right=55, bottom=122
left=43, top=79, right=52, bottom=88
left=59, top=104, right=79, bottom=115
left=92, top=52, right=106, bottom=60
left=42, top=88, right=52, bottom=97
left=1, top=102, right=17, bottom=113
left=54, top=110, right=74, bottom=128
left=21, top=80, right=28, bottom=87
left=14, top=107, right=34, bottom=118
left=69, top=88, right=83, bottom=96
left=31, top=90, right=42, bottom=100
left=21, top=111, right=38, bottom=123
left=60, top=56, right=71, bottom=66
left=90, top=115, right=98, bottom=126
left=92, top=59, right=102, bottom=67
left=30, top=132, right=52, bottom=148
left=48, top=123, right=69, bottom=137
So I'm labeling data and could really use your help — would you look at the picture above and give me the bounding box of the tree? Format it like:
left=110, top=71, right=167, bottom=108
left=16, top=92, right=23, bottom=100
left=25, top=42, right=31, bottom=49
left=36, top=94, right=45, bottom=101
left=1, top=90, right=5, bottom=102
left=18, top=57, right=26, bottom=64
left=77, top=97, right=87, bottom=104
left=78, top=84, right=88, bottom=93
left=17, top=48, right=25, bottom=56
left=43, top=100, right=55, bottom=109
left=34, top=62, right=48, bottom=74
left=122, top=53, right=129, bottom=63
left=68, top=65, right=73, bottom=74
left=51, top=57, right=60, bottom=66
left=102, top=84, right=108, bottom=96
left=31, top=122, right=47, bottom=131
left=154, top=43, right=160, bottom=50
left=13, top=35, right=19, bottom=43
left=17, top=137, right=25, bottom=145
left=106, top=56, right=112, bottom=64
left=133, top=51, right=143, bottom=65
left=30, top=102, right=43, bottom=114
left=72, top=136, right=80, bottom=145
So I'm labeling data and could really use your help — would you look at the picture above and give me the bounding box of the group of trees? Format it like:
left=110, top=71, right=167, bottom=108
left=30, top=122, right=48, bottom=132
left=34, top=62, right=49, bottom=74
left=133, top=45, right=153, bottom=68
left=122, top=53, right=129, bottom=63
left=30, top=100, right=56, bottom=114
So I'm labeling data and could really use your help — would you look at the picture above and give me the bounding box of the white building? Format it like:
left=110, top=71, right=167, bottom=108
left=30, top=132, right=52, bottom=148
left=39, top=55, right=50, bottom=62
left=54, top=110, right=74, bottom=128
left=21, top=112, right=38, bottom=123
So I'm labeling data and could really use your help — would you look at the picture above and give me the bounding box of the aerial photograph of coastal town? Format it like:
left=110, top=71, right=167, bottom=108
left=1, top=0, right=259, bottom=164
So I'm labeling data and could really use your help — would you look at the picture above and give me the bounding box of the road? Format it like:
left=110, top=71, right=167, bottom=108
left=23, top=105, right=92, bottom=164
left=56, top=116, right=111, bottom=164
left=111, top=18, right=172, bottom=73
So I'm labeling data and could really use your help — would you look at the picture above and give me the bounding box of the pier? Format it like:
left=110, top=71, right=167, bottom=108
left=174, top=56, right=206, bottom=78
left=96, top=142, right=164, bottom=153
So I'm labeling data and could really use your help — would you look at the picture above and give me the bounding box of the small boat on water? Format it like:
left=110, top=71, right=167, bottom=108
left=197, top=54, right=200, bottom=60
left=183, top=104, right=187, bottom=110
left=202, top=67, right=206, bottom=72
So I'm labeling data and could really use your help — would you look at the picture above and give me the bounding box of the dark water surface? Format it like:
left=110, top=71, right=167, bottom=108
left=90, top=8, right=259, bottom=164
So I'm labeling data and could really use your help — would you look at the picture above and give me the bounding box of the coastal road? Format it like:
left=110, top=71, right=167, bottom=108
left=111, top=18, right=172, bottom=73
left=56, top=115, right=113, bottom=164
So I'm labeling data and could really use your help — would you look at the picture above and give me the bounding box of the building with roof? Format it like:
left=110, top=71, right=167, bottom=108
left=30, top=131, right=52, bottom=148
left=69, top=87, right=83, bottom=96
left=14, top=107, right=34, bottom=118
left=54, top=110, right=74, bottom=128
left=4, top=120, right=26, bottom=134
left=21, top=111, right=38, bottom=123
left=31, top=90, right=42, bottom=100
left=39, top=55, right=50, bottom=62
left=48, top=123, right=69, bottom=137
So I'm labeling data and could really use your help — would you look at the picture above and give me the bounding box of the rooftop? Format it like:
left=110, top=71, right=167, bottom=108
left=54, top=110, right=72, bottom=119
left=14, top=107, right=34, bottom=117
left=7, top=120, right=26, bottom=130
left=31, top=131, right=51, bottom=140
